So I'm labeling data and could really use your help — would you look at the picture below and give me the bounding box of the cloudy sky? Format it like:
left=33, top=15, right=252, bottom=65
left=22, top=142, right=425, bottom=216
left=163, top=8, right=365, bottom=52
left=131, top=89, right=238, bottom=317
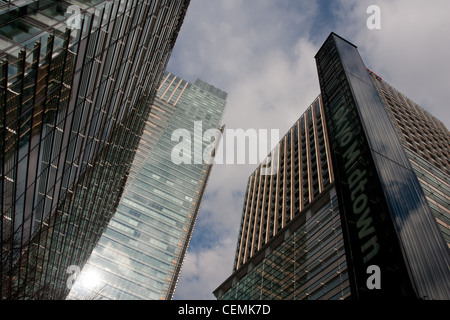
left=167, top=0, right=450, bottom=300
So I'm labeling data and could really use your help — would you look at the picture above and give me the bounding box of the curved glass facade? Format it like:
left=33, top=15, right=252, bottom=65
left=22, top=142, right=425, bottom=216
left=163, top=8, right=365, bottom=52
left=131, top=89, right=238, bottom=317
left=68, top=72, right=227, bottom=300
left=1, top=0, right=190, bottom=299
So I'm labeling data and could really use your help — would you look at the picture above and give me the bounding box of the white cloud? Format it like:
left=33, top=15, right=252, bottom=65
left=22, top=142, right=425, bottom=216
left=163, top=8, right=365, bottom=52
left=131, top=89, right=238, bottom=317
left=333, top=0, right=450, bottom=128
left=174, top=237, right=236, bottom=300
left=169, top=1, right=325, bottom=300
left=170, top=0, right=325, bottom=300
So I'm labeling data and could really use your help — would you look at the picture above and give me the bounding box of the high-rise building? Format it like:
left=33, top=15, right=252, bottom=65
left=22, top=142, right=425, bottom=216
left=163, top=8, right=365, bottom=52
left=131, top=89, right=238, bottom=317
left=67, top=72, right=227, bottom=300
left=214, top=33, right=450, bottom=300
left=1, top=0, right=190, bottom=299
left=215, top=96, right=350, bottom=300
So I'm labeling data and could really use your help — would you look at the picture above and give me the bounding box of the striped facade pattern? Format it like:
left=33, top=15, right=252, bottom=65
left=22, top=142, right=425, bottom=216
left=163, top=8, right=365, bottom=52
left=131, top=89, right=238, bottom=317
left=234, top=96, right=334, bottom=271
left=215, top=96, right=352, bottom=300
left=370, top=71, right=450, bottom=175
left=370, top=71, right=450, bottom=247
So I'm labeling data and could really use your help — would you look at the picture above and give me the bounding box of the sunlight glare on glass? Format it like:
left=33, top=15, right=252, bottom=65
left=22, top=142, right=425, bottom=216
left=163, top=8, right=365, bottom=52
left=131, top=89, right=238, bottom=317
left=80, top=269, right=102, bottom=290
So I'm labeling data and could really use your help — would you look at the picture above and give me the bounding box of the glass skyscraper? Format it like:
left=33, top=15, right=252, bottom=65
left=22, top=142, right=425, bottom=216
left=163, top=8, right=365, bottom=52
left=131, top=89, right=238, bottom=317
left=214, top=33, right=450, bottom=300
left=67, top=72, right=227, bottom=300
left=1, top=0, right=190, bottom=299
left=215, top=97, right=351, bottom=300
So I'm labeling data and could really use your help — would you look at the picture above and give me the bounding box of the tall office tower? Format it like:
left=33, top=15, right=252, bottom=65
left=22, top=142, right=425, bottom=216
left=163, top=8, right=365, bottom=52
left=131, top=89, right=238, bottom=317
left=67, top=72, right=227, bottom=300
left=214, top=33, right=450, bottom=300
left=368, top=70, right=450, bottom=248
left=215, top=97, right=351, bottom=300
left=1, top=1, right=190, bottom=299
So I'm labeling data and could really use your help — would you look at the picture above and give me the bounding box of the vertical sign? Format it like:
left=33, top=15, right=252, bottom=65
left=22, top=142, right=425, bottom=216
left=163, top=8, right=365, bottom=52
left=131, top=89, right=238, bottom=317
left=315, top=33, right=417, bottom=299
